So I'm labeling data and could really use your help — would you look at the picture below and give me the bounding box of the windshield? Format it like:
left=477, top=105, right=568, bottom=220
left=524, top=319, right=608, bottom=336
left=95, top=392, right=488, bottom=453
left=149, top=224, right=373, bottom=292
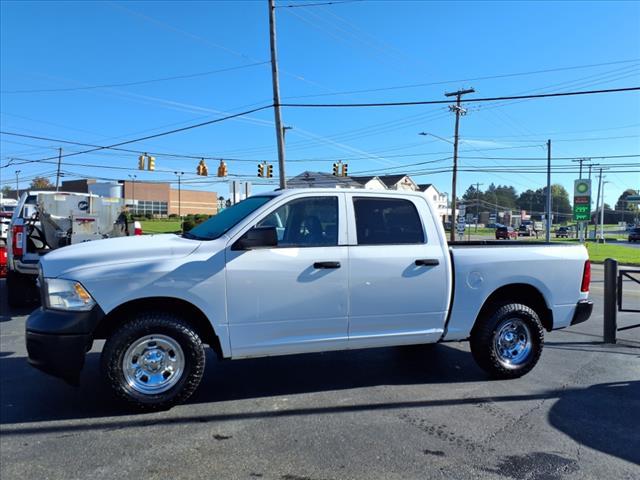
left=185, top=195, right=273, bottom=240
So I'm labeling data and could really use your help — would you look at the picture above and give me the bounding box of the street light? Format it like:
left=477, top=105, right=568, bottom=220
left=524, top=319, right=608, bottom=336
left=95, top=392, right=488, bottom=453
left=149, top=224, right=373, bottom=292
left=15, top=170, right=21, bottom=199
left=283, top=125, right=293, bottom=145
left=128, top=174, right=137, bottom=214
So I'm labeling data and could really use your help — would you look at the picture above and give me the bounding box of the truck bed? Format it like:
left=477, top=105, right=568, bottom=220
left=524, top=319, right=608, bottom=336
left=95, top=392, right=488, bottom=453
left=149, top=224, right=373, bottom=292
left=444, top=242, right=589, bottom=340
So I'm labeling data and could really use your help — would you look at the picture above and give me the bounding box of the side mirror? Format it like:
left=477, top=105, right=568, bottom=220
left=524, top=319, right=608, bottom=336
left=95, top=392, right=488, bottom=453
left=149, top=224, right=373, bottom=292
left=233, top=226, right=278, bottom=250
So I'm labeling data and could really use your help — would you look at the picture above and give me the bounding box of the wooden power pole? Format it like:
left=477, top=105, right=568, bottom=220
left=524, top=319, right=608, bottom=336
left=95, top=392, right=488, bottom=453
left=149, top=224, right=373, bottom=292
left=55, top=147, right=62, bottom=191
left=268, top=0, right=287, bottom=189
left=445, top=88, right=475, bottom=243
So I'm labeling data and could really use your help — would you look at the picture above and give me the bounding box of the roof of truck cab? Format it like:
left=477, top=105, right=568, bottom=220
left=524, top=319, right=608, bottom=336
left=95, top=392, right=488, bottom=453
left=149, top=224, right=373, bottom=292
left=261, top=188, right=429, bottom=198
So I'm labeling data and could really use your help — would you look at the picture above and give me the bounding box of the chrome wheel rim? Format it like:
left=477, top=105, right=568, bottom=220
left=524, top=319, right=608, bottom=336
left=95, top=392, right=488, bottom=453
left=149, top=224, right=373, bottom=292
left=493, top=318, right=532, bottom=368
left=123, top=334, right=185, bottom=395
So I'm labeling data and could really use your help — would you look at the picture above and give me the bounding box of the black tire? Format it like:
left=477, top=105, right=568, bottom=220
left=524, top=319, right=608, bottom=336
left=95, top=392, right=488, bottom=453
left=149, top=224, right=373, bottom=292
left=470, top=303, right=544, bottom=379
left=101, top=313, right=206, bottom=411
left=7, top=270, right=39, bottom=308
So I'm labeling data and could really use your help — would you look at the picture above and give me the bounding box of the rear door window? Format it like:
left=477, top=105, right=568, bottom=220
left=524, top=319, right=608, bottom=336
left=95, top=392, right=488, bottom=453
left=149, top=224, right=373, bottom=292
left=353, top=197, right=425, bottom=245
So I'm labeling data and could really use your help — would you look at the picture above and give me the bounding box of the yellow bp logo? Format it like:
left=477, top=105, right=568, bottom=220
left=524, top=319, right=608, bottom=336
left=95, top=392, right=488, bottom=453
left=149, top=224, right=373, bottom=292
left=574, top=179, right=591, bottom=197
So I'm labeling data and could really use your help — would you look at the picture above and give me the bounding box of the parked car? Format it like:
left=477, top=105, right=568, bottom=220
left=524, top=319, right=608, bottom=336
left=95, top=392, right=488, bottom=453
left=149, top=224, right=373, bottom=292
left=27, top=189, right=592, bottom=410
left=495, top=226, right=517, bottom=240
left=556, top=227, right=570, bottom=238
left=518, top=224, right=535, bottom=237
left=629, top=227, right=640, bottom=243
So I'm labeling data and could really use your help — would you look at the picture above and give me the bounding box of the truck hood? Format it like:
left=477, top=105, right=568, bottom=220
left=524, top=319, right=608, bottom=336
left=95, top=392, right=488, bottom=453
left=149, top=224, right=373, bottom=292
left=40, top=234, right=202, bottom=278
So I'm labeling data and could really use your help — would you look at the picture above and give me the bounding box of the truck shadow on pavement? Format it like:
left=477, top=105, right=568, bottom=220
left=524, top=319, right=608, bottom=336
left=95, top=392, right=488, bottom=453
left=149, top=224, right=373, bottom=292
left=1, top=343, right=484, bottom=425
left=2, top=345, right=638, bottom=465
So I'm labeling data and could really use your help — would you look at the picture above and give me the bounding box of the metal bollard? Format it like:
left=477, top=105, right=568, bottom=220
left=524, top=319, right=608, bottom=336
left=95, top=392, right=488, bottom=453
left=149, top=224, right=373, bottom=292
left=603, top=258, right=618, bottom=344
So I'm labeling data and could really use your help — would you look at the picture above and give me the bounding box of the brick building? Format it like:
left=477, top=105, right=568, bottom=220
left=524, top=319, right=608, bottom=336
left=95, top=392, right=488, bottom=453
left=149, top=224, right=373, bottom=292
left=120, top=180, right=218, bottom=216
left=19, top=179, right=219, bottom=217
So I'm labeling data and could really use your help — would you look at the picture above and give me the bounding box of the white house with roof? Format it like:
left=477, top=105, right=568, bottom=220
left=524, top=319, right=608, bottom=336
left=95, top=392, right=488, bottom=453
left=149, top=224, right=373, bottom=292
left=287, top=171, right=455, bottom=221
left=417, top=183, right=452, bottom=222
left=349, top=175, right=388, bottom=190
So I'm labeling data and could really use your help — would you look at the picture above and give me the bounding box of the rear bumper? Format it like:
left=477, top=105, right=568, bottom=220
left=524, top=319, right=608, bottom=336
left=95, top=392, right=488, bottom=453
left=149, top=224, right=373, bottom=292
left=570, top=299, right=593, bottom=326
left=26, top=306, right=103, bottom=384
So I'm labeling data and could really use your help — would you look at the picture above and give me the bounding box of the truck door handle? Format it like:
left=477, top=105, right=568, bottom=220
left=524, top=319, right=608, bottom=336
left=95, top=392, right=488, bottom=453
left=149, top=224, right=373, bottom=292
left=415, top=259, right=439, bottom=266
left=314, top=261, right=341, bottom=269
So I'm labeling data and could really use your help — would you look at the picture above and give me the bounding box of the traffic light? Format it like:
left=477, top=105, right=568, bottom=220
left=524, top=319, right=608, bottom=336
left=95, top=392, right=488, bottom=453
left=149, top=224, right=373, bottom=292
left=258, top=162, right=265, bottom=178
left=216, top=160, right=226, bottom=177
left=332, top=162, right=340, bottom=176
left=138, top=154, right=146, bottom=170
left=197, top=159, right=209, bottom=176
left=147, top=155, right=156, bottom=171
left=341, top=163, right=348, bottom=177
left=267, top=164, right=273, bottom=178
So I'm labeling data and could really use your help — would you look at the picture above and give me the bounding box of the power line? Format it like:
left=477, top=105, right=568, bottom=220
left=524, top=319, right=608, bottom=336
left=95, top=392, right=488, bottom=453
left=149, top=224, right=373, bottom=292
left=276, top=0, right=363, bottom=8
left=0, top=62, right=270, bottom=94
left=458, top=154, right=640, bottom=160
left=0, top=105, right=273, bottom=168
left=280, top=86, right=640, bottom=108
left=283, top=59, right=640, bottom=99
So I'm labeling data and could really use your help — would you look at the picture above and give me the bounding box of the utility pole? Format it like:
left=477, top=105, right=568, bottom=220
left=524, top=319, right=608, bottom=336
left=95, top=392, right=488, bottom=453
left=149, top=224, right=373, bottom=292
left=445, top=87, right=475, bottom=243
left=475, top=182, right=483, bottom=231
left=55, top=148, right=63, bottom=191
left=545, top=140, right=552, bottom=243
left=268, top=0, right=287, bottom=189
left=600, top=180, right=610, bottom=242
left=585, top=163, right=594, bottom=240
left=594, top=167, right=603, bottom=241
left=572, top=157, right=588, bottom=179
left=15, top=170, right=21, bottom=199
left=175, top=171, right=184, bottom=232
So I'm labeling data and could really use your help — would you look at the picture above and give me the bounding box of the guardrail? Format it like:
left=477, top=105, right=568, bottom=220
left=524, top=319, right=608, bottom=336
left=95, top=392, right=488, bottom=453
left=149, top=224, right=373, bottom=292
left=603, top=258, right=640, bottom=343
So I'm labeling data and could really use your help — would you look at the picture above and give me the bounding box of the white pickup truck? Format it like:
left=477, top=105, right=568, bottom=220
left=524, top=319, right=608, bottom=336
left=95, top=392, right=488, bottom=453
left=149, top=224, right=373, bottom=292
left=26, top=189, right=592, bottom=410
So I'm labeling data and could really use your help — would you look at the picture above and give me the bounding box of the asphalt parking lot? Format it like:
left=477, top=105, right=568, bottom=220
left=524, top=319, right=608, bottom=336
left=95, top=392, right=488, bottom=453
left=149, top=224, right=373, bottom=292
left=1, top=264, right=639, bottom=480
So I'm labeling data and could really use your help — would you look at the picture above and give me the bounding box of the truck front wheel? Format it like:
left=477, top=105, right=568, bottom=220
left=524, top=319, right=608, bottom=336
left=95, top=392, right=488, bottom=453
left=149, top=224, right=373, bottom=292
left=101, top=313, right=206, bottom=411
left=470, top=303, right=544, bottom=379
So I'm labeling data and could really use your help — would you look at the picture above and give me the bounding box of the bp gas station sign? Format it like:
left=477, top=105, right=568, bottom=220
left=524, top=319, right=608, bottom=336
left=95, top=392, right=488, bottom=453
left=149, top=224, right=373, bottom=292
left=573, top=179, right=591, bottom=222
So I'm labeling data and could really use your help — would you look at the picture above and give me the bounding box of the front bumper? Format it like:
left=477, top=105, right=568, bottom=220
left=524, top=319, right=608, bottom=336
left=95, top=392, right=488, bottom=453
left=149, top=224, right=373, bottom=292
left=26, top=306, right=104, bottom=384
left=570, top=299, right=593, bottom=326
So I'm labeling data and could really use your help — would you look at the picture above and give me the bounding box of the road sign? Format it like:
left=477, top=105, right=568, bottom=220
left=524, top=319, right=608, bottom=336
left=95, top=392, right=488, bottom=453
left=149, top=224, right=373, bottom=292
left=627, top=195, right=640, bottom=203
left=573, top=179, right=592, bottom=222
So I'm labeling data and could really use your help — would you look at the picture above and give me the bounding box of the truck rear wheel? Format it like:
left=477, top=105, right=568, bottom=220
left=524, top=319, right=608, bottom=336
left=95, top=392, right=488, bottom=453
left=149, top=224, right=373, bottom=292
left=470, top=303, right=544, bottom=379
left=101, top=313, right=206, bottom=411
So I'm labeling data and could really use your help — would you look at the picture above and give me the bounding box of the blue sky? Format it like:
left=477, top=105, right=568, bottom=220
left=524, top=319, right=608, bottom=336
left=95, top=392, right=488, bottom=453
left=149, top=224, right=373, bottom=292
left=1, top=0, right=639, bottom=208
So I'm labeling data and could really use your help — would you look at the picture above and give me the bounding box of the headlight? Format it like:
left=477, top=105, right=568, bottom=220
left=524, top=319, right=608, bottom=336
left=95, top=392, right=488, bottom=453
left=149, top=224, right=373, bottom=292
left=44, top=278, right=96, bottom=311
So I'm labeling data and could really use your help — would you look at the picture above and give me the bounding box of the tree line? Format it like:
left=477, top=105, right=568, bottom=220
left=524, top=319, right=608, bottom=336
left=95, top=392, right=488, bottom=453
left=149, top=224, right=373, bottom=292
left=462, top=183, right=639, bottom=223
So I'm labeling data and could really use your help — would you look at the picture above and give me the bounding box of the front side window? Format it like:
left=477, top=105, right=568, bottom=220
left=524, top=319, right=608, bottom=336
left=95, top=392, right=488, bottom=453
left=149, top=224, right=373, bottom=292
left=187, top=195, right=273, bottom=240
left=257, top=196, right=338, bottom=247
left=353, top=197, right=425, bottom=245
